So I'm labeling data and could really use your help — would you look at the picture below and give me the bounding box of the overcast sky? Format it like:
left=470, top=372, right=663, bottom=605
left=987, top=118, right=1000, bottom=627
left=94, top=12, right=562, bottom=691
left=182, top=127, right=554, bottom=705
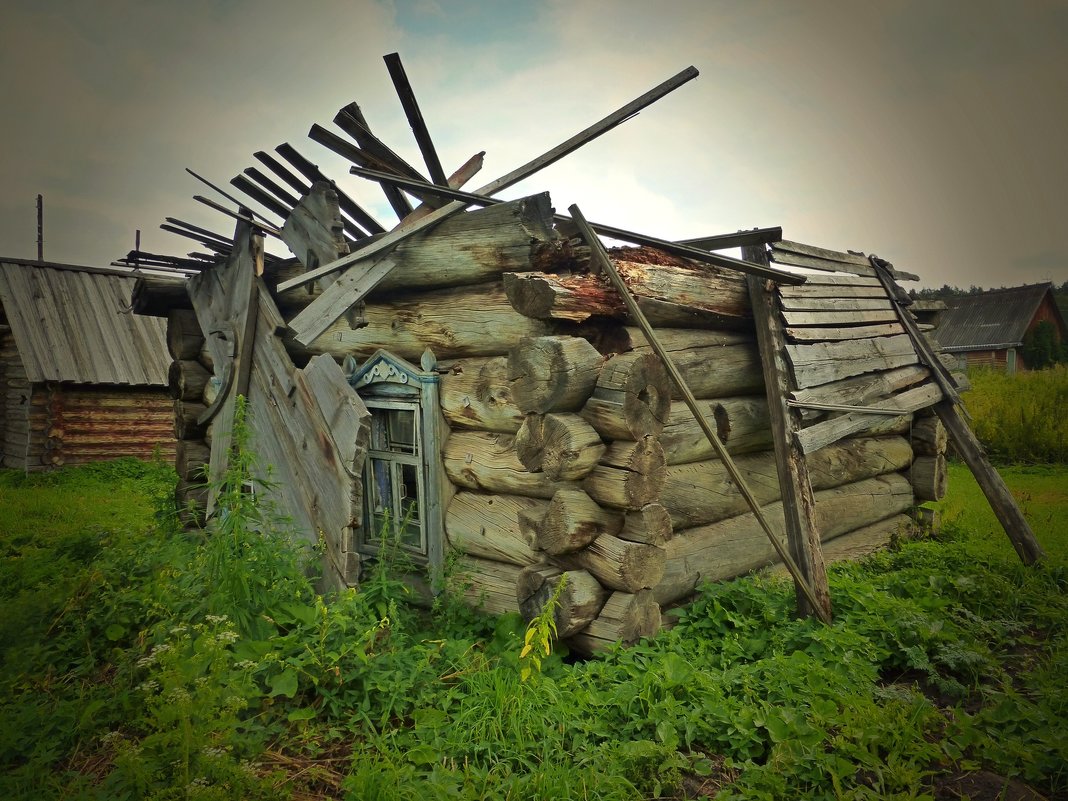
left=2, top=0, right=1066, bottom=290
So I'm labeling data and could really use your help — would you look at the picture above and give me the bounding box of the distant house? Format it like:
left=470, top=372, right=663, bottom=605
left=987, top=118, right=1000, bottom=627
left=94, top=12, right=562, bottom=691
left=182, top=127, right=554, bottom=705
left=0, top=258, right=178, bottom=470
left=934, top=283, right=1067, bottom=373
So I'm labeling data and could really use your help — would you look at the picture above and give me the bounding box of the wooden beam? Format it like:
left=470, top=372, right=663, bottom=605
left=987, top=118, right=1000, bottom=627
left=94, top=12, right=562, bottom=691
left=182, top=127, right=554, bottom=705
left=745, top=246, right=832, bottom=621
left=383, top=52, right=449, bottom=186
left=185, top=167, right=277, bottom=228
left=253, top=150, right=310, bottom=196
left=277, top=65, right=701, bottom=295
left=330, top=105, right=416, bottom=219
left=275, top=142, right=384, bottom=235
left=347, top=166, right=806, bottom=285
left=229, top=174, right=290, bottom=221
left=192, top=195, right=282, bottom=238
left=573, top=203, right=831, bottom=624
left=679, top=228, right=783, bottom=250
left=243, top=167, right=301, bottom=208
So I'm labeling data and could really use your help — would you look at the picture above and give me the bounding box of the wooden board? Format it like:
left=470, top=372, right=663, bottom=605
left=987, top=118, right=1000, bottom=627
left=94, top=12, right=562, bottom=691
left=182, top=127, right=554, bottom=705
left=781, top=309, right=901, bottom=327
left=786, top=334, right=919, bottom=389
left=785, top=322, right=905, bottom=342
left=778, top=283, right=889, bottom=299
left=778, top=296, right=893, bottom=312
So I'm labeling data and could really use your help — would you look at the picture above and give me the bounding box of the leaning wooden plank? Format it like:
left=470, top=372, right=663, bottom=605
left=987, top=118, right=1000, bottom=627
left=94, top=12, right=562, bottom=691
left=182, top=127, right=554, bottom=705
left=778, top=296, right=893, bottom=312
left=778, top=283, right=889, bottom=299
left=785, top=322, right=906, bottom=342
left=746, top=261, right=830, bottom=621
left=781, top=309, right=901, bottom=327
left=790, top=364, right=930, bottom=411
left=795, top=381, right=943, bottom=453
left=281, top=182, right=348, bottom=289
left=933, top=400, right=1044, bottom=564
left=383, top=52, right=449, bottom=185
left=274, top=142, right=384, bottom=236
left=786, top=334, right=920, bottom=388
left=279, top=65, right=700, bottom=296
left=772, top=240, right=871, bottom=267
left=399, top=151, right=485, bottom=226
left=771, top=249, right=876, bottom=277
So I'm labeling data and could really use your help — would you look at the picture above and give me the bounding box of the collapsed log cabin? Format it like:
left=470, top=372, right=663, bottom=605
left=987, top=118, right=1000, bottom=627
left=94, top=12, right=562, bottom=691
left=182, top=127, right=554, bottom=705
left=0, top=258, right=180, bottom=470
left=130, top=55, right=1042, bottom=650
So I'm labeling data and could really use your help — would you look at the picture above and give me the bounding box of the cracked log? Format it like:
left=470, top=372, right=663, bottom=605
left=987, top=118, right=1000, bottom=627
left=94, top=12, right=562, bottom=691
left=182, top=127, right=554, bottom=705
left=550, top=532, right=666, bottom=593
left=569, top=590, right=661, bottom=654
left=516, top=413, right=606, bottom=480
left=508, top=335, right=603, bottom=414
left=444, top=491, right=547, bottom=566
left=443, top=430, right=571, bottom=499
left=580, top=351, right=671, bottom=440
left=517, top=565, right=609, bottom=637
left=583, top=436, right=666, bottom=510
left=438, top=356, right=523, bottom=433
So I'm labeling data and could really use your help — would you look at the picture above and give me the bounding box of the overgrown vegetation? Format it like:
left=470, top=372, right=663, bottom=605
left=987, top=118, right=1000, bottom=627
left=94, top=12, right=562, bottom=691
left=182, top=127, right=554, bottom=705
left=961, top=365, right=1068, bottom=464
left=2, top=405, right=1066, bottom=799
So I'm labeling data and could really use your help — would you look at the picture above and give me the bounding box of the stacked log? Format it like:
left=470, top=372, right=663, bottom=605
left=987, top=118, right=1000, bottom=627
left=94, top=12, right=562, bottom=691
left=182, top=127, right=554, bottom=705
left=911, top=413, right=948, bottom=502
left=166, top=308, right=211, bottom=524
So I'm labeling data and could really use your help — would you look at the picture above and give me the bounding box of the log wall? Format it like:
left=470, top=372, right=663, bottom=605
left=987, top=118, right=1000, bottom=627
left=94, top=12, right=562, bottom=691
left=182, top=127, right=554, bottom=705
left=1, top=329, right=176, bottom=470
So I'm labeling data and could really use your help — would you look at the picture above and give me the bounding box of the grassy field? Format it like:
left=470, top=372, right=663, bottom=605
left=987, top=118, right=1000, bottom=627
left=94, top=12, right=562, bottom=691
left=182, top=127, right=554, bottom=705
left=1, top=450, right=1066, bottom=800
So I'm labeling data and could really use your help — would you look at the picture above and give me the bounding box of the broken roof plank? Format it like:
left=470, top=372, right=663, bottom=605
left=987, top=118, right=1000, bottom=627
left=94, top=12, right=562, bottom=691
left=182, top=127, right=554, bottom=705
left=275, top=142, right=385, bottom=236
left=230, top=174, right=291, bottom=221
left=253, top=150, right=311, bottom=196
left=383, top=51, right=449, bottom=186
left=678, top=228, right=783, bottom=250
left=349, top=166, right=805, bottom=285
left=279, top=65, right=701, bottom=295
left=186, top=167, right=278, bottom=228
left=244, top=167, right=301, bottom=208
left=192, top=195, right=283, bottom=238
left=311, top=119, right=415, bottom=219
left=399, top=151, right=485, bottom=226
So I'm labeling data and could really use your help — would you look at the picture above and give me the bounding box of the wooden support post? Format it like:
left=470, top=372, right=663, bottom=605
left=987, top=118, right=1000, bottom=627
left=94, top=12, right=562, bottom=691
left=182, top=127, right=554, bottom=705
left=868, top=257, right=1044, bottom=565
left=570, top=204, right=831, bottom=624
left=743, top=246, right=832, bottom=621
left=934, top=400, right=1044, bottom=563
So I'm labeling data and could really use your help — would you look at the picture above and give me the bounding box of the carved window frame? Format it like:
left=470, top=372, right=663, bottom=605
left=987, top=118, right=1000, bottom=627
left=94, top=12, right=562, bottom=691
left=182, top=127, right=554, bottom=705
left=348, top=349, right=445, bottom=579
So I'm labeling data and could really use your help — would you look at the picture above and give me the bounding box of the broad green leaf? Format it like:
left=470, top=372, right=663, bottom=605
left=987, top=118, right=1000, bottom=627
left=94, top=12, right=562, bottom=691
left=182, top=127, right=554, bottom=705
left=269, top=668, right=298, bottom=698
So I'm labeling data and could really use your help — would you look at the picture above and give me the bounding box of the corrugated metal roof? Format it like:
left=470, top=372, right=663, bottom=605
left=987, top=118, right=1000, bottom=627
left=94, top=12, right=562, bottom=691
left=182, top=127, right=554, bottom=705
left=934, top=283, right=1053, bottom=352
left=0, top=260, right=170, bottom=386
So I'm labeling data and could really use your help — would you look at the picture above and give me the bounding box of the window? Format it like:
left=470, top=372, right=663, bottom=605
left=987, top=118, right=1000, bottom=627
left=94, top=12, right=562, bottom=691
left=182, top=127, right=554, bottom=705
left=363, top=400, right=427, bottom=556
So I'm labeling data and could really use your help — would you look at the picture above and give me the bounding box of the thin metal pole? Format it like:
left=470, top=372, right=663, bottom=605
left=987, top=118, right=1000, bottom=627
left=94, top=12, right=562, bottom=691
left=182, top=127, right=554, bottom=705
left=36, top=194, right=43, bottom=260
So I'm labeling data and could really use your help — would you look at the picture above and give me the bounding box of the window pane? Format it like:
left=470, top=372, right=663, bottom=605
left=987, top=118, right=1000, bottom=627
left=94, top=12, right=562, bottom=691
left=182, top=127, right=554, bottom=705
left=388, top=409, right=417, bottom=454
left=370, top=412, right=390, bottom=451
left=370, top=458, right=391, bottom=514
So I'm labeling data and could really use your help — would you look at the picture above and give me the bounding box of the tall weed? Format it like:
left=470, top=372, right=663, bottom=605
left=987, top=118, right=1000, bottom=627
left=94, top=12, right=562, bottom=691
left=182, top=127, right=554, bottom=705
left=962, top=365, right=1068, bottom=463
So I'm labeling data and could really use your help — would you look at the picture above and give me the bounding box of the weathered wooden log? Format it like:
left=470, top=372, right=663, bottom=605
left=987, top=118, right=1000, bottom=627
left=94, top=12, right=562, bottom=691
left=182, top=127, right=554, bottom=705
left=167, top=309, right=205, bottom=360
left=439, top=356, right=522, bottom=433
left=911, top=454, right=947, bottom=501
left=505, top=258, right=751, bottom=329
left=661, top=435, right=914, bottom=529
left=911, top=415, right=947, bottom=456
left=790, top=364, right=930, bottom=419
left=444, top=491, right=546, bottom=566
left=551, top=532, right=665, bottom=593
left=516, top=413, right=606, bottom=480
left=660, top=396, right=771, bottom=465
left=580, top=352, right=671, bottom=440
left=173, top=400, right=208, bottom=440
left=508, top=336, right=603, bottom=414
left=517, top=565, right=609, bottom=637
left=534, top=488, right=623, bottom=555
left=168, top=359, right=210, bottom=401
left=443, top=430, right=571, bottom=499
left=618, top=503, right=673, bottom=546
left=583, top=436, right=666, bottom=510
left=767, top=514, right=915, bottom=577
left=579, top=325, right=752, bottom=357
left=203, top=375, right=220, bottom=407
left=569, top=590, right=661, bottom=653
left=304, top=281, right=552, bottom=362
left=452, top=554, right=524, bottom=616
left=653, top=473, right=914, bottom=605
left=175, top=439, right=210, bottom=482
left=786, top=335, right=919, bottom=390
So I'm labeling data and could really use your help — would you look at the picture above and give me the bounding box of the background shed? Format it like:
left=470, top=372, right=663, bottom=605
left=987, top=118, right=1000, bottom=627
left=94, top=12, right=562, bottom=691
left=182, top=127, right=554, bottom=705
left=935, top=283, right=1067, bottom=373
left=0, top=258, right=177, bottom=470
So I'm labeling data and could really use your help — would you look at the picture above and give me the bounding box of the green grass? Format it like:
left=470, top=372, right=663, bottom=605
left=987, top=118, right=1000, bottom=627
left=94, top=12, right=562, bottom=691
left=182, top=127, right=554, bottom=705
left=1, top=452, right=1066, bottom=800
left=936, top=461, right=1068, bottom=564
left=961, top=366, right=1068, bottom=463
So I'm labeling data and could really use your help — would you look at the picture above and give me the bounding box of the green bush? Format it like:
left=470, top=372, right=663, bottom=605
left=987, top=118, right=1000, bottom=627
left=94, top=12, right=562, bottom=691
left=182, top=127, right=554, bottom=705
left=962, top=365, right=1068, bottom=463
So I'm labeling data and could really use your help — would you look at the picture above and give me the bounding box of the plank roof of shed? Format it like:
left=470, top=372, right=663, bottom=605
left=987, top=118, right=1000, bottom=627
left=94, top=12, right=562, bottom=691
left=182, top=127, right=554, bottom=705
left=934, top=282, right=1059, bottom=352
left=0, top=258, right=170, bottom=386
